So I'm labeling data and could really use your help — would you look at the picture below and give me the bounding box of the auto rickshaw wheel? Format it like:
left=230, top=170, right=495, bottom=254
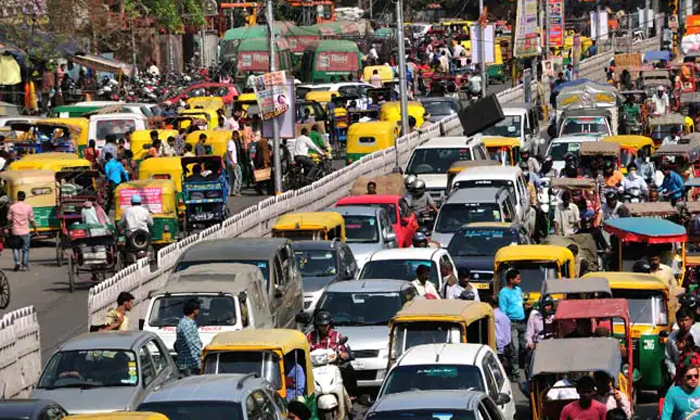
left=0, top=270, right=10, bottom=309
left=68, top=255, right=75, bottom=293
left=55, top=234, right=64, bottom=267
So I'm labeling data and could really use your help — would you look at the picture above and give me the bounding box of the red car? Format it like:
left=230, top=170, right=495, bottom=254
left=335, top=195, right=418, bottom=248
left=165, top=83, right=240, bottom=106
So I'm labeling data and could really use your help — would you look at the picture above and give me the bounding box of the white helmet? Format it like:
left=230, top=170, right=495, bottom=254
left=405, top=174, right=417, bottom=191
left=413, top=179, right=426, bottom=193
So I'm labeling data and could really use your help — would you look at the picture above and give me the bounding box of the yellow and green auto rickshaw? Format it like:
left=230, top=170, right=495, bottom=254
left=203, top=329, right=318, bottom=419
left=44, top=117, right=90, bottom=156
left=113, top=179, right=180, bottom=248
left=185, top=130, right=231, bottom=158
left=8, top=152, right=92, bottom=172
left=481, top=137, right=521, bottom=166
left=176, top=108, right=220, bottom=131
left=137, top=157, right=184, bottom=217
left=346, top=121, right=397, bottom=165
left=363, top=65, right=395, bottom=85
left=601, top=135, right=655, bottom=173
left=130, top=129, right=179, bottom=163
left=272, top=212, right=346, bottom=242
left=379, top=101, right=425, bottom=129
left=0, top=170, right=59, bottom=239
left=186, top=96, right=225, bottom=111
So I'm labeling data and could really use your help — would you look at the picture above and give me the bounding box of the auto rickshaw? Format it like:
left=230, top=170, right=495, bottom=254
left=583, top=271, right=673, bottom=393
left=387, top=299, right=495, bottom=368
left=379, top=101, right=425, bottom=129
left=346, top=121, right=397, bottom=165
left=6, top=120, right=80, bottom=154
left=236, top=92, right=258, bottom=114
left=113, top=179, right=180, bottom=249
left=186, top=96, right=225, bottom=111
left=202, top=329, right=317, bottom=418
left=304, top=91, right=339, bottom=107
left=654, top=137, right=700, bottom=178
left=493, top=245, right=576, bottom=303
left=44, top=117, right=90, bottom=156
left=272, top=212, right=345, bottom=242
left=604, top=217, right=686, bottom=285
left=185, top=130, right=231, bottom=158
left=363, top=65, right=395, bottom=85
left=445, top=159, right=500, bottom=195
left=528, top=338, right=629, bottom=420
left=0, top=170, right=60, bottom=239
left=137, top=157, right=184, bottom=217
left=647, top=114, right=694, bottom=146
left=130, top=129, right=179, bottom=163
left=9, top=153, right=92, bottom=173
left=481, top=137, right=520, bottom=166
left=547, top=177, right=600, bottom=228
left=601, top=135, right=655, bottom=173
left=181, top=155, right=229, bottom=233
left=175, top=108, right=219, bottom=131
left=578, top=141, right=620, bottom=173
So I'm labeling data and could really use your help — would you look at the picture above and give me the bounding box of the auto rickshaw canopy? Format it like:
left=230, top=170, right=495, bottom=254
left=554, top=297, right=630, bottom=322
left=602, top=135, right=654, bottom=150
left=540, top=277, right=612, bottom=298
left=390, top=299, right=493, bottom=325
left=624, top=202, right=677, bottom=218
left=273, top=212, right=346, bottom=241
left=480, top=137, right=522, bottom=149
left=603, top=217, right=687, bottom=244
left=549, top=177, right=597, bottom=190
left=648, top=113, right=687, bottom=127
left=138, top=156, right=184, bottom=191
left=578, top=141, right=620, bottom=157
left=494, top=244, right=575, bottom=265
left=186, top=96, right=225, bottom=110
left=8, top=153, right=91, bottom=171
left=529, top=337, right=621, bottom=382
left=583, top=271, right=669, bottom=292
left=654, top=139, right=700, bottom=161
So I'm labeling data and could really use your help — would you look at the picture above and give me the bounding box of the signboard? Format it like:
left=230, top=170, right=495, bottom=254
left=263, top=79, right=296, bottom=139
left=548, top=0, right=564, bottom=47
left=469, top=24, right=496, bottom=64
left=590, top=11, right=609, bottom=41
left=572, top=34, right=581, bottom=80
left=252, top=71, right=290, bottom=121
left=315, top=52, right=359, bottom=73
left=238, top=51, right=279, bottom=72
left=119, top=187, right=163, bottom=214
left=514, top=0, right=540, bottom=57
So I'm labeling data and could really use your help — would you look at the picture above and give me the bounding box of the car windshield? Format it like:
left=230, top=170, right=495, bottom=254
left=448, top=228, right=515, bottom=256
left=202, top=351, right=282, bottom=389
left=453, top=179, right=516, bottom=200
left=382, top=364, right=484, bottom=396
left=344, top=215, right=380, bottom=243
left=360, top=259, right=438, bottom=288
left=338, top=203, right=397, bottom=224
left=176, top=259, right=270, bottom=290
left=367, top=410, right=476, bottom=420
left=613, top=290, right=668, bottom=326
left=407, top=148, right=473, bottom=175
left=435, top=203, right=501, bottom=233
left=560, top=117, right=609, bottom=136
left=148, top=295, right=237, bottom=327
left=481, top=115, right=522, bottom=137
left=421, top=101, right=458, bottom=116
left=295, top=250, right=337, bottom=277
left=549, top=142, right=581, bottom=161
left=138, top=401, right=244, bottom=420
left=317, top=291, right=404, bottom=326
left=38, top=350, right=138, bottom=389
left=498, top=262, right=559, bottom=293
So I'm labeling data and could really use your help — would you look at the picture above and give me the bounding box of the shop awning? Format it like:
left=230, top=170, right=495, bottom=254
left=70, top=54, right=133, bottom=77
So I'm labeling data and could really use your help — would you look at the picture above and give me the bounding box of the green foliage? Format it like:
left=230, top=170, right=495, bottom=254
left=125, top=0, right=205, bottom=33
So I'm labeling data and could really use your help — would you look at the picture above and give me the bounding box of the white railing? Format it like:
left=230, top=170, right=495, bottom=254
left=1, top=39, right=662, bottom=397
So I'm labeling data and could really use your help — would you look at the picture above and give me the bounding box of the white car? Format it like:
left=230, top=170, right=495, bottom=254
left=405, top=136, right=489, bottom=205
left=546, top=135, right=600, bottom=173
left=377, top=343, right=516, bottom=420
left=358, top=248, right=456, bottom=294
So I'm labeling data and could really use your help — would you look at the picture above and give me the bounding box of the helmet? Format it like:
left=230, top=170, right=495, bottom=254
left=131, top=194, right=143, bottom=205
left=679, top=293, right=699, bottom=310
left=412, top=232, right=428, bottom=247
left=541, top=295, right=555, bottom=308
left=417, top=226, right=432, bottom=237
left=413, top=179, right=426, bottom=194
left=632, top=260, right=651, bottom=273
left=405, top=174, right=417, bottom=191
left=314, top=311, right=333, bottom=327
left=604, top=190, right=618, bottom=201
left=458, top=290, right=476, bottom=301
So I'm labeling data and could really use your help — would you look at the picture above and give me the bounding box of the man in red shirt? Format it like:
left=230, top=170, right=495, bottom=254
left=306, top=311, right=357, bottom=396
left=560, top=376, right=607, bottom=420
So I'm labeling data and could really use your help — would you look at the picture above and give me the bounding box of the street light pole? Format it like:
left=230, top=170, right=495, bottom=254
left=479, top=0, right=487, bottom=98
left=395, top=0, right=409, bottom=169
left=267, top=0, right=282, bottom=193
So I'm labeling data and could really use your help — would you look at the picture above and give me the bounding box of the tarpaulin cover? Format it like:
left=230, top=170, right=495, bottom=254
left=530, top=337, right=621, bottom=380
left=0, top=54, right=20, bottom=85
left=70, top=54, right=132, bottom=77
left=603, top=217, right=687, bottom=243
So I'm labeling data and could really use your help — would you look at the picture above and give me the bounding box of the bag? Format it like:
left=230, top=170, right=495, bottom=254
left=6, top=235, right=22, bottom=250
left=254, top=167, right=272, bottom=182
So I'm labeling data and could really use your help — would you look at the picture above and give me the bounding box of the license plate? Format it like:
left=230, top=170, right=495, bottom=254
left=351, top=360, right=365, bottom=369
left=473, top=283, right=490, bottom=290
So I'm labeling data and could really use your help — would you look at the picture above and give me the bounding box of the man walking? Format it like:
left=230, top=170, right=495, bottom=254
left=499, top=269, right=528, bottom=382
left=486, top=296, right=512, bottom=369
left=227, top=131, right=242, bottom=197
left=174, top=299, right=202, bottom=377
left=101, top=292, right=135, bottom=331
left=7, top=191, right=36, bottom=271
left=104, top=152, right=129, bottom=213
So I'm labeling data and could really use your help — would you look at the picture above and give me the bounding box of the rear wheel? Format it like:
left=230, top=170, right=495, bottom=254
left=0, top=270, right=10, bottom=309
left=68, top=256, right=75, bottom=293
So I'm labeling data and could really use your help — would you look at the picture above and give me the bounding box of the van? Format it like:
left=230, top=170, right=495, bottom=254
left=450, top=165, right=533, bottom=235
left=405, top=136, right=489, bottom=206
left=142, top=263, right=273, bottom=354
left=88, top=113, right=148, bottom=150
left=479, top=103, right=542, bottom=154
left=432, top=187, right=518, bottom=247
left=174, top=238, right=304, bottom=330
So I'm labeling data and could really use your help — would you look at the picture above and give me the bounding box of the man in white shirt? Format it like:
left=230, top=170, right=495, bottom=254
left=438, top=52, right=450, bottom=74
left=452, top=43, right=464, bottom=61
left=369, top=69, right=384, bottom=88
left=412, top=265, right=440, bottom=298
left=368, top=45, right=379, bottom=65
left=468, top=69, right=482, bottom=97
left=447, top=268, right=480, bottom=301
left=119, top=194, right=154, bottom=236
left=652, top=86, right=670, bottom=115
left=227, top=132, right=242, bottom=196
left=554, top=191, right=580, bottom=236
left=294, top=128, right=326, bottom=183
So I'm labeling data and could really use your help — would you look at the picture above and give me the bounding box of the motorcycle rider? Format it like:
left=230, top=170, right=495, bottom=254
left=417, top=226, right=441, bottom=248
left=618, top=162, right=648, bottom=202
left=118, top=194, right=154, bottom=238
left=622, top=96, right=641, bottom=134
left=412, top=232, right=428, bottom=248
left=601, top=190, right=628, bottom=221
left=406, top=179, right=438, bottom=221
left=306, top=311, right=358, bottom=397
left=294, top=128, right=327, bottom=184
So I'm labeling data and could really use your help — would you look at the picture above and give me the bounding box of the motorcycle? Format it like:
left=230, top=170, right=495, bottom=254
left=120, top=228, right=151, bottom=267
left=622, top=186, right=644, bottom=203
left=310, top=347, right=352, bottom=420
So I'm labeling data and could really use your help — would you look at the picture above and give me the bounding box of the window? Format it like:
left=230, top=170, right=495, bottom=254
left=484, top=353, right=506, bottom=389
left=279, top=247, right=293, bottom=286
left=146, top=340, right=168, bottom=373
left=341, top=245, right=356, bottom=270
left=95, top=119, right=137, bottom=141
left=359, top=136, right=376, bottom=144
left=501, top=200, right=514, bottom=223
left=481, top=358, right=498, bottom=399
left=140, top=346, right=156, bottom=387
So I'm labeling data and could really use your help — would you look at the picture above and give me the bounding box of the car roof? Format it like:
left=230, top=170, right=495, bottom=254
left=330, top=206, right=382, bottom=217
left=368, top=248, right=442, bottom=261
left=179, top=238, right=289, bottom=262
left=371, top=390, right=484, bottom=412
left=59, top=331, right=156, bottom=352
left=453, top=166, right=523, bottom=184
left=336, top=195, right=402, bottom=205
left=551, top=135, right=600, bottom=144
left=291, top=240, right=342, bottom=251
left=142, top=374, right=268, bottom=403
left=446, top=187, right=505, bottom=204
left=325, top=279, right=411, bottom=293
left=396, top=343, right=491, bottom=366
left=417, top=136, right=481, bottom=148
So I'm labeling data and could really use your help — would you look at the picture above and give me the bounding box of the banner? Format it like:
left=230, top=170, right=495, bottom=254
left=590, top=11, right=609, bottom=41
left=252, top=71, right=290, bottom=121
left=470, top=24, right=496, bottom=63
left=514, top=0, right=540, bottom=57
left=548, top=0, right=564, bottom=47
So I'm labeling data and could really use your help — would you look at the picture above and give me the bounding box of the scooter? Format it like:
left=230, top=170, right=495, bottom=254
left=120, top=228, right=151, bottom=267
left=310, top=347, right=352, bottom=420
left=623, top=186, right=644, bottom=203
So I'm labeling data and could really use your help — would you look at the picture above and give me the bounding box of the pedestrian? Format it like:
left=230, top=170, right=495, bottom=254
left=174, top=299, right=203, bottom=377
left=195, top=133, right=208, bottom=156
left=660, top=166, right=684, bottom=206
left=593, top=371, right=632, bottom=418
left=485, top=295, right=512, bottom=368
left=147, top=139, right=161, bottom=159
left=104, top=152, right=129, bottom=213
left=411, top=264, right=440, bottom=298
left=228, top=131, right=242, bottom=197
left=41, top=67, right=55, bottom=115
left=100, top=292, right=135, bottom=331
left=287, top=401, right=312, bottom=420
left=253, top=137, right=272, bottom=195
left=560, top=376, right=607, bottom=420
left=183, top=143, right=195, bottom=157
left=498, top=269, right=528, bottom=382
left=84, top=139, right=99, bottom=169
left=554, top=190, right=580, bottom=236
left=100, top=135, right=119, bottom=167
left=446, top=267, right=480, bottom=301
left=6, top=191, right=36, bottom=272
left=525, top=296, right=554, bottom=352
left=666, top=308, right=696, bottom=382
left=661, top=353, right=700, bottom=419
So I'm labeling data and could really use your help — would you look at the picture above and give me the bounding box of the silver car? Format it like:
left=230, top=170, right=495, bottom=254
left=311, top=279, right=416, bottom=387
left=362, top=390, right=506, bottom=420
left=330, top=206, right=398, bottom=269
left=32, top=331, right=177, bottom=414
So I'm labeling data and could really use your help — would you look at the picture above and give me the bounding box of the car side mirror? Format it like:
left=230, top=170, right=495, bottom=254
left=385, top=232, right=397, bottom=243
left=138, top=319, right=145, bottom=330
left=358, top=394, right=375, bottom=407
left=295, top=312, right=312, bottom=324
left=495, top=393, right=511, bottom=405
